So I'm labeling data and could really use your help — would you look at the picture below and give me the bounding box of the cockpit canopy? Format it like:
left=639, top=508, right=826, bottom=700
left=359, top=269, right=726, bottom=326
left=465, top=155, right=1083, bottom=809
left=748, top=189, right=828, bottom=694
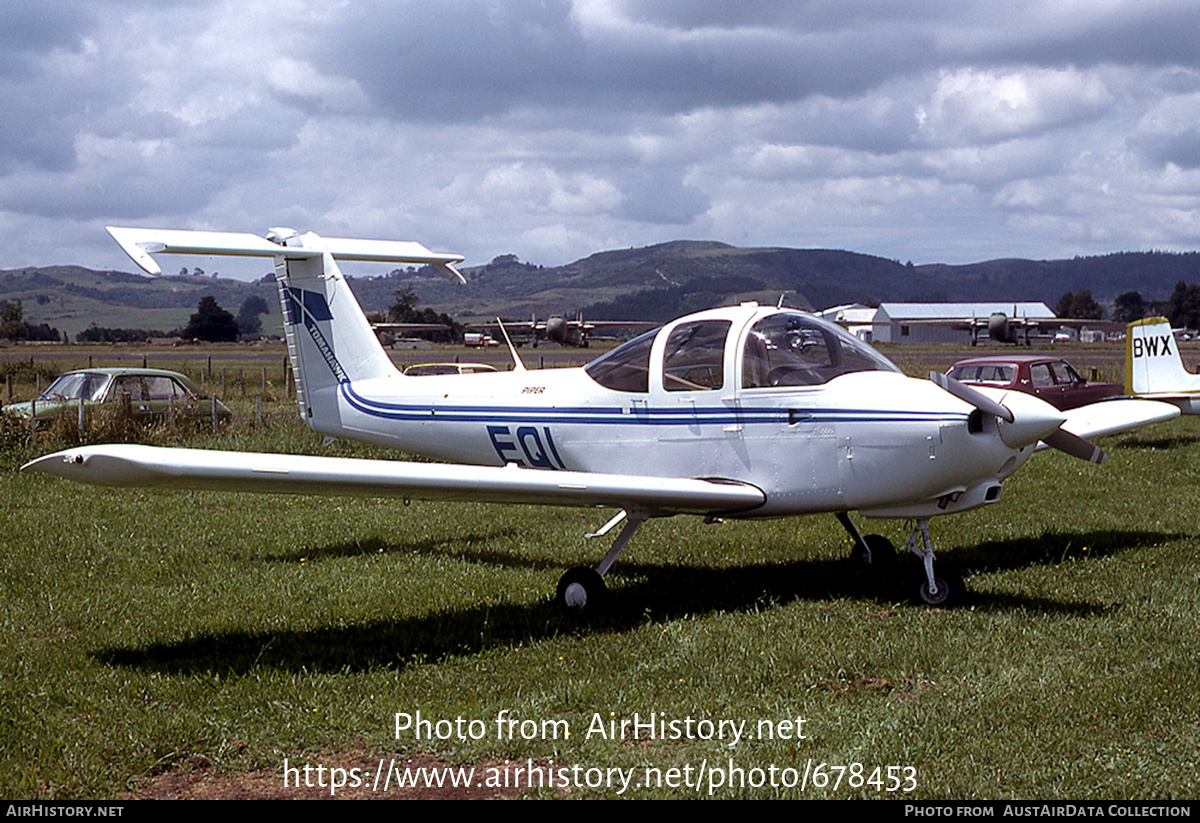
left=584, top=308, right=898, bottom=393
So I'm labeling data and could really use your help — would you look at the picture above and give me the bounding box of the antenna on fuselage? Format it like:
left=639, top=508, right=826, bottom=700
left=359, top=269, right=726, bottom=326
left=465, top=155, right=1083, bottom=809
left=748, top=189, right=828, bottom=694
left=496, top=317, right=526, bottom=372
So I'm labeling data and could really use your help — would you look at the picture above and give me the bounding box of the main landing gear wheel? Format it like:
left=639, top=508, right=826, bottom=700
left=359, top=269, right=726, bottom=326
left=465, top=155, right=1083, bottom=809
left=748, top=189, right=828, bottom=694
left=557, top=567, right=607, bottom=613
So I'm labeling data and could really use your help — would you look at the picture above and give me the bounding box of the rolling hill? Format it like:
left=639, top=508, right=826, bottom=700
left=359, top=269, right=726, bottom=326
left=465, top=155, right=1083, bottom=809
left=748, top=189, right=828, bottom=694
left=3, top=243, right=1200, bottom=338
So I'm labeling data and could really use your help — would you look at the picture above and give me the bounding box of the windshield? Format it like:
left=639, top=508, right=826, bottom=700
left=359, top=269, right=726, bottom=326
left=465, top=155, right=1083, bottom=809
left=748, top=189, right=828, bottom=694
left=742, top=312, right=899, bottom=388
left=39, top=372, right=110, bottom=402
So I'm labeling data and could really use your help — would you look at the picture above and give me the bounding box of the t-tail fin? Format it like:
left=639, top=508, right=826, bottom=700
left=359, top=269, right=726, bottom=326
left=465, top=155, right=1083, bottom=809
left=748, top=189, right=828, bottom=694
left=107, top=225, right=465, bottom=423
left=273, top=232, right=395, bottom=421
left=1125, top=317, right=1200, bottom=399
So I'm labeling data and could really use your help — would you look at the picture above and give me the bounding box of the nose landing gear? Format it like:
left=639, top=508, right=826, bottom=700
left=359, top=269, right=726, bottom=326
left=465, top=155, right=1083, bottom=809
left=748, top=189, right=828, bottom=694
left=837, top=512, right=962, bottom=606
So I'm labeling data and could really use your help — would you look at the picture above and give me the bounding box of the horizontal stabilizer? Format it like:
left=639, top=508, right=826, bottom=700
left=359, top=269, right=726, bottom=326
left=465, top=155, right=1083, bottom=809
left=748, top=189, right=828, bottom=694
left=107, top=226, right=465, bottom=282
left=23, top=445, right=766, bottom=516
left=1049, top=398, right=1180, bottom=444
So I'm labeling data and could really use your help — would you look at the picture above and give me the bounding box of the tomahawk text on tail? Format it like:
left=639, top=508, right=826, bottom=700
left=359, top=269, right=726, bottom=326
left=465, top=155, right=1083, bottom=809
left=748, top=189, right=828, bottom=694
left=20, top=226, right=1183, bottom=611
left=273, top=232, right=402, bottom=432
left=1125, top=317, right=1200, bottom=414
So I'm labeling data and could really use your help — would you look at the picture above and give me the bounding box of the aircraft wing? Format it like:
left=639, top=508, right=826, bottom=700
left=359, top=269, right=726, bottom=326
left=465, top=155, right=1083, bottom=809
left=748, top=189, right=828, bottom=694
left=372, top=323, right=454, bottom=332
left=1051, top=398, right=1180, bottom=443
left=22, top=445, right=766, bottom=517
left=107, top=226, right=465, bottom=282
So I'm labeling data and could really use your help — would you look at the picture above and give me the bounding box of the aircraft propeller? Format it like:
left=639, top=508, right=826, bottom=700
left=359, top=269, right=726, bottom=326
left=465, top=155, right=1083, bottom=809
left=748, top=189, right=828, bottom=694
left=929, top=372, right=1106, bottom=465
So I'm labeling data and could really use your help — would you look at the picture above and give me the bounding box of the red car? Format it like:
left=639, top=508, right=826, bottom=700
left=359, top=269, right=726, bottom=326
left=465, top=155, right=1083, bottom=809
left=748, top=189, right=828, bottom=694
left=946, top=355, right=1122, bottom=410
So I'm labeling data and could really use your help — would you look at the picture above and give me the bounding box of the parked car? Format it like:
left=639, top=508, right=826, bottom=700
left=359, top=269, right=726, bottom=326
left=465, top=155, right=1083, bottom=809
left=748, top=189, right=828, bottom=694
left=3, top=368, right=232, bottom=422
left=946, top=355, right=1122, bottom=410
left=403, top=362, right=498, bottom=376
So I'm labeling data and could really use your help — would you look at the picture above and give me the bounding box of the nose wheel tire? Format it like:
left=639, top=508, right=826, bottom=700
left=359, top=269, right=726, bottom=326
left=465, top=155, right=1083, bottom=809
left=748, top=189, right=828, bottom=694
left=916, top=566, right=962, bottom=607
left=918, top=576, right=951, bottom=606
left=557, top=567, right=607, bottom=613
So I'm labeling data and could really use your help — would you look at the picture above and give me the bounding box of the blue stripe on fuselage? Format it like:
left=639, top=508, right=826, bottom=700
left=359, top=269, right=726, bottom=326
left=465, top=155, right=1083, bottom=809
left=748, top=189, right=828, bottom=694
left=337, top=382, right=966, bottom=428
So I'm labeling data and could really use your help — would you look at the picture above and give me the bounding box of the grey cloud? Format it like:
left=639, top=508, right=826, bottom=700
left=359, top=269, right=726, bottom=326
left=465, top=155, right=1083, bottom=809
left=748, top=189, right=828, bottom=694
left=316, top=0, right=938, bottom=122
left=615, top=167, right=710, bottom=225
left=8, top=1, right=1200, bottom=273
left=0, top=2, right=97, bottom=78
left=1134, top=130, right=1200, bottom=170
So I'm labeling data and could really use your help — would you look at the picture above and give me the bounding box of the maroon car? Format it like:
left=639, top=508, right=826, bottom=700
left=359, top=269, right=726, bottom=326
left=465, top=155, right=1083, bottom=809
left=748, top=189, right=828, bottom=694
left=946, top=355, right=1122, bottom=410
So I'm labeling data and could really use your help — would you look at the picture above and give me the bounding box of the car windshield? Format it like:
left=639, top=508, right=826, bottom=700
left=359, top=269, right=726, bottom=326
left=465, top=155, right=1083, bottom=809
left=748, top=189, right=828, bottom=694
left=39, top=372, right=110, bottom=402
left=947, top=363, right=1014, bottom=385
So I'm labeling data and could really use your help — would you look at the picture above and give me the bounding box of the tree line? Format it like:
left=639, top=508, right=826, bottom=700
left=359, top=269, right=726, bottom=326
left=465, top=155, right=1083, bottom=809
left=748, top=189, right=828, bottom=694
left=1056, top=282, right=1200, bottom=329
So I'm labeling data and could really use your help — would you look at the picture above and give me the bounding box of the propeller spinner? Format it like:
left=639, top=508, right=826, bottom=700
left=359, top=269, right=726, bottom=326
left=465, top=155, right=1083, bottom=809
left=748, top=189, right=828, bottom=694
left=930, top=372, right=1106, bottom=465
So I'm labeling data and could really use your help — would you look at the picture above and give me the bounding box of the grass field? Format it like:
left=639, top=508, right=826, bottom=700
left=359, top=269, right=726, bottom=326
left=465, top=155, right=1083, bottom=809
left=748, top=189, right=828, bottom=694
left=1, top=342, right=1198, bottom=799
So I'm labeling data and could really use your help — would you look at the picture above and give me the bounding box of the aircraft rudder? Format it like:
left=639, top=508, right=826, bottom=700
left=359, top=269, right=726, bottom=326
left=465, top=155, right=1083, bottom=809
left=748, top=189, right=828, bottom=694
left=273, top=234, right=400, bottom=422
left=1125, top=316, right=1192, bottom=395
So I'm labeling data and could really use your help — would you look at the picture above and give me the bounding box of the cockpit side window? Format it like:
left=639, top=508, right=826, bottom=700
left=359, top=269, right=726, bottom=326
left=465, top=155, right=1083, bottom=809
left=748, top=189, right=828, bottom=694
left=584, top=328, right=656, bottom=393
left=663, top=320, right=730, bottom=391
left=742, top=312, right=898, bottom=388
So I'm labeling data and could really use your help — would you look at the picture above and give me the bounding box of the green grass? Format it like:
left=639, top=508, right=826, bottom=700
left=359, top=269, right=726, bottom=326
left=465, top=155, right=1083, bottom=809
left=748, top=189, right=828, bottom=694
left=1, top=355, right=1198, bottom=798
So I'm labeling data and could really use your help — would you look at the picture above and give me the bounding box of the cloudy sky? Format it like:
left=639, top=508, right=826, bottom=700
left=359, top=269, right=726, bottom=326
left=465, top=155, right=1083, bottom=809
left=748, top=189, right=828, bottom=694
left=3, top=0, right=1200, bottom=279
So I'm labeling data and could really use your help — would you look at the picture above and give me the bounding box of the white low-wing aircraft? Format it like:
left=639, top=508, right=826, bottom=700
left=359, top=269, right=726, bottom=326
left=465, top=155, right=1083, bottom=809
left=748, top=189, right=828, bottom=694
left=22, top=227, right=1181, bottom=610
left=1125, top=316, right=1200, bottom=414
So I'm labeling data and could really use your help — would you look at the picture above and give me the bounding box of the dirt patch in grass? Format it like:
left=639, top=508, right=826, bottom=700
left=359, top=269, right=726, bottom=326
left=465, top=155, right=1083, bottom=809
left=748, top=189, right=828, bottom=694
left=125, top=748, right=543, bottom=800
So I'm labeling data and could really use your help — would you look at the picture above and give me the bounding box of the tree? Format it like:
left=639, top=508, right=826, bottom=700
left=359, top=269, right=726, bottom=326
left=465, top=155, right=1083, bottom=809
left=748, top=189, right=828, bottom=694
left=1166, top=281, right=1200, bottom=330
left=1112, top=291, right=1147, bottom=324
left=1, top=301, right=27, bottom=340
left=236, top=295, right=270, bottom=336
left=1055, top=289, right=1103, bottom=319
left=183, top=296, right=239, bottom=342
left=0, top=301, right=60, bottom=342
left=384, top=288, right=461, bottom=342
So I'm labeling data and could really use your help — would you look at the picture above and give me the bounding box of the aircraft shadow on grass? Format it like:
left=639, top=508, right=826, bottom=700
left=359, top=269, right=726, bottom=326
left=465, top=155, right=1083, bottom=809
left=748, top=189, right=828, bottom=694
left=93, top=527, right=1183, bottom=677
left=1108, top=432, right=1200, bottom=451
left=257, top=529, right=530, bottom=568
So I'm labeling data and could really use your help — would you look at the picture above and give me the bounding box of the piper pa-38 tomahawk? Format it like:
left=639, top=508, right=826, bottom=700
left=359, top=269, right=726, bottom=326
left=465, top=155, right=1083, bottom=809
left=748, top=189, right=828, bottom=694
left=22, top=227, right=1181, bottom=610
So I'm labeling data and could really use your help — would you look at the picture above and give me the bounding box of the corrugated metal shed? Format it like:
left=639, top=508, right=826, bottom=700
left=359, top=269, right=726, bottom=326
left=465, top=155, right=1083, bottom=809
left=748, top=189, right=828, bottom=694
left=872, top=303, right=1054, bottom=343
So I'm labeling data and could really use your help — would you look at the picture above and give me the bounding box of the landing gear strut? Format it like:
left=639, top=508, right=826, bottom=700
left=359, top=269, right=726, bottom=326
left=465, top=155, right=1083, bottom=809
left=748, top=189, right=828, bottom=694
left=906, top=518, right=959, bottom=606
left=837, top=513, right=960, bottom=606
left=836, top=512, right=896, bottom=572
left=556, top=510, right=647, bottom=613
